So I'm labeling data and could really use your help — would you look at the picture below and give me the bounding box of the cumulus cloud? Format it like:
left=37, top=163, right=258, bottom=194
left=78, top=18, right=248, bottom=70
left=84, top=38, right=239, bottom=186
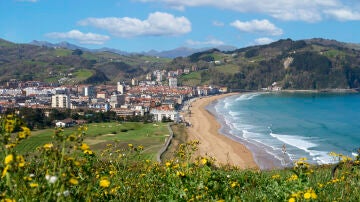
left=230, top=19, right=283, bottom=36
left=186, top=39, right=225, bottom=46
left=45, top=30, right=110, bottom=45
left=324, top=8, right=360, bottom=21
left=78, top=12, right=191, bottom=37
left=137, top=0, right=360, bottom=22
left=254, top=37, right=275, bottom=45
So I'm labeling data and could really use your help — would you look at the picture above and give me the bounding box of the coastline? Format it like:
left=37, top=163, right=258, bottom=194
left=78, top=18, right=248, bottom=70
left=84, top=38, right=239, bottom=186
left=184, top=93, right=258, bottom=169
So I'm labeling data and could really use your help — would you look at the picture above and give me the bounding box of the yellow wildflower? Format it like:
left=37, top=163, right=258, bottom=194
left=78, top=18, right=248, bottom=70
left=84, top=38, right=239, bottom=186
left=84, top=150, right=93, bottom=155
left=128, top=143, right=133, bottom=148
left=304, top=192, right=311, bottom=199
left=176, top=171, right=185, bottom=177
left=165, top=162, right=171, bottom=167
left=288, top=198, right=296, bottom=202
left=43, top=143, right=53, bottom=150
left=287, top=174, right=298, bottom=181
left=5, top=144, right=16, bottom=149
left=201, top=158, right=207, bottom=165
left=3, top=198, right=15, bottom=202
left=80, top=143, right=90, bottom=151
left=311, top=192, right=317, bottom=199
left=230, top=181, right=238, bottom=188
left=16, top=155, right=25, bottom=167
left=18, top=132, right=26, bottom=139
left=272, top=174, right=281, bottom=179
left=1, top=165, right=10, bottom=178
left=4, top=154, right=14, bottom=165
left=29, top=183, right=39, bottom=188
left=99, top=179, right=110, bottom=188
left=69, top=178, right=79, bottom=185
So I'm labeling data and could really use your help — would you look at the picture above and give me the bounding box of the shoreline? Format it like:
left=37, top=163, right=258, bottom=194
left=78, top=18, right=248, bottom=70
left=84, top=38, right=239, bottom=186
left=184, top=93, right=258, bottom=169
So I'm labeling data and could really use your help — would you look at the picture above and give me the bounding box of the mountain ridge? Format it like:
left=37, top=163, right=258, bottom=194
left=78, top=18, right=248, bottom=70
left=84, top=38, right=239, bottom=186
left=29, top=40, right=237, bottom=58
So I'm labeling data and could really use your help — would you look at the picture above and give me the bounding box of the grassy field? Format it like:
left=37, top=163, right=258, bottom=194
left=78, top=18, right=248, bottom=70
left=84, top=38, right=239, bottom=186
left=179, top=71, right=202, bottom=86
left=72, top=69, right=94, bottom=82
left=215, top=64, right=240, bottom=74
left=16, top=122, right=170, bottom=160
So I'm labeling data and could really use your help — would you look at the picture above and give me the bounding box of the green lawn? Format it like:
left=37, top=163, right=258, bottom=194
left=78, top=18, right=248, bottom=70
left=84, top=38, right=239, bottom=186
left=215, top=64, right=240, bottom=74
left=16, top=122, right=170, bottom=161
left=179, top=71, right=202, bottom=86
left=72, top=69, right=94, bottom=82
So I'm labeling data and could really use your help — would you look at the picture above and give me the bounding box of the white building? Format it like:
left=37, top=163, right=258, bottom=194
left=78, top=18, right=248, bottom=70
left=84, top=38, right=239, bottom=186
left=117, top=82, right=125, bottom=94
left=51, top=94, right=70, bottom=108
left=168, top=77, right=177, bottom=88
left=150, top=109, right=179, bottom=122
left=131, top=78, right=138, bottom=86
left=156, top=71, right=162, bottom=82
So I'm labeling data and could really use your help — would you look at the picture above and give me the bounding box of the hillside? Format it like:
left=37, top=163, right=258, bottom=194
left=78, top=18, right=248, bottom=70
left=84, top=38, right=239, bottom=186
left=2, top=38, right=360, bottom=90
left=0, top=39, right=170, bottom=85
left=173, top=38, right=360, bottom=90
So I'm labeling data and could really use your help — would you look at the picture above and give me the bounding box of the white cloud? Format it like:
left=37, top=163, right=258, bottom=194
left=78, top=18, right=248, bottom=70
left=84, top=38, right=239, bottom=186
left=137, top=0, right=360, bottom=22
left=213, top=20, right=225, bottom=27
left=78, top=12, right=191, bottom=37
left=325, top=8, right=360, bottom=21
left=254, top=37, right=274, bottom=45
left=230, top=19, right=283, bottom=36
left=45, top=30, right=110, bottom=45
left=186, top=39, right=225, bottom=46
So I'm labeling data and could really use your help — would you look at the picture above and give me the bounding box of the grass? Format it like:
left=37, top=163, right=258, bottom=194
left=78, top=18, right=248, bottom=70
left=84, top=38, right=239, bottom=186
left=179, top=71, right=202, bottom=86
left=72, top=69, right=94, bottom=82
left=15, top=122, right=169, bottom=160
left=215, top=64, right=240, bottom=74
left=2, top=116, right=360, bottom=201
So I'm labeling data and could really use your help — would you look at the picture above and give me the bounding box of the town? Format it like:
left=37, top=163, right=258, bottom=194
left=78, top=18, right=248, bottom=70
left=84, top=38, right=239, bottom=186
left=0, top=68, right=228, bottom=126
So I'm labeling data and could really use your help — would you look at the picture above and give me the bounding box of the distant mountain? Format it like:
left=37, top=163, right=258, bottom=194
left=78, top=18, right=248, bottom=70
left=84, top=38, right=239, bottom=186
left=141, top=46, right=237, bottom=58
left=29, top=40, right=237, bottom=58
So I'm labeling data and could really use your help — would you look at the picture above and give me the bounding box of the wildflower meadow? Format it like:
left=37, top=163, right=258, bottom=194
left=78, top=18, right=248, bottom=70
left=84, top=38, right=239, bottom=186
left=1, top=115, right=360, bottom=201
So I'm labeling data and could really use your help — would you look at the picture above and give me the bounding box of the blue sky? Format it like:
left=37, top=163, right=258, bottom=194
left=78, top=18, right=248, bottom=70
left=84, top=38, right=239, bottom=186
left=1, top=0, right=360, bottom=52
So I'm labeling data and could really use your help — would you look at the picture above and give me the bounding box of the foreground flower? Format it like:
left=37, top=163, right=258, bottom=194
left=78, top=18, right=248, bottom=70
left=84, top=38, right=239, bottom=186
left=99, top=179, right=110, bottom=188
left=69, top=178, right=79, bottom=185
left=45, top=175, right=58, bottom=184
left=80, top=143, right=90, bottom=151
left=29, top=183, right=39, bottom=188
left=4, top=154, right=14, bottom=165
left=43, top=143, right=54, bottom=150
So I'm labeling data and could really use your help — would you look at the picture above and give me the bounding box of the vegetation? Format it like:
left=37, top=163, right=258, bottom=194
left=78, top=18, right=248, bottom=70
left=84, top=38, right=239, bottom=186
left=171, top=38, right=360, bottom=90
left=0, top=39, right=170, bottom=84
left=1, top=115, right=360, bottom=201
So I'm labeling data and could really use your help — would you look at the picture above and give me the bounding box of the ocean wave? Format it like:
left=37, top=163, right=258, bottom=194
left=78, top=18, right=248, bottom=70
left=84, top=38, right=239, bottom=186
left=270, top=133, right=334, bottom=164
left=235, top=93, right=263, bottom=101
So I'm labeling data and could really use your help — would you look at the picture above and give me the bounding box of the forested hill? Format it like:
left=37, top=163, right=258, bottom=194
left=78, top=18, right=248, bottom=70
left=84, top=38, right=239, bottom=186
left=0, top=38, right=170, bottom=85
left=1, top=37, right=360, bottom=90
left=175, top=38, right=360, bottom=90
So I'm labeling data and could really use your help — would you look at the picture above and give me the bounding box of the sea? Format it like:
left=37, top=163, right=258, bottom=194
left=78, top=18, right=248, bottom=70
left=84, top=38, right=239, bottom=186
left=207, top=92, right=360, bottom=169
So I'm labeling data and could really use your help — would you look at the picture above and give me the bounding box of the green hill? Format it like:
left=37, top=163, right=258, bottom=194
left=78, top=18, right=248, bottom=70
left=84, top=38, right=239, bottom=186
left=173, top=38, right=360, bottom=90
left=0, top=39, right=170, bottom=85
left=2, top=38, right=360, bottom=90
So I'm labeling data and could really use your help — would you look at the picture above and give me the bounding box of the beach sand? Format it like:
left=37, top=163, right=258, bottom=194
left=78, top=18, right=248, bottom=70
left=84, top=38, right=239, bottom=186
left=184, top=94, right=258, bottom=169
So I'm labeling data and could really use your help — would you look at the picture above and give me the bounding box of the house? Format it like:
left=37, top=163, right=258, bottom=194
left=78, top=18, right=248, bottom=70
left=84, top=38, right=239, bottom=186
left=55, top=118, right=76, bottom=128
left=150, top=109, right=179, bottom=122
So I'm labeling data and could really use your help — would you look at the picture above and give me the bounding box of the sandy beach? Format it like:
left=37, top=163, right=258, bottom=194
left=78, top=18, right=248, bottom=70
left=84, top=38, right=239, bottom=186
left=184, top=93, right=258, bottom=169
